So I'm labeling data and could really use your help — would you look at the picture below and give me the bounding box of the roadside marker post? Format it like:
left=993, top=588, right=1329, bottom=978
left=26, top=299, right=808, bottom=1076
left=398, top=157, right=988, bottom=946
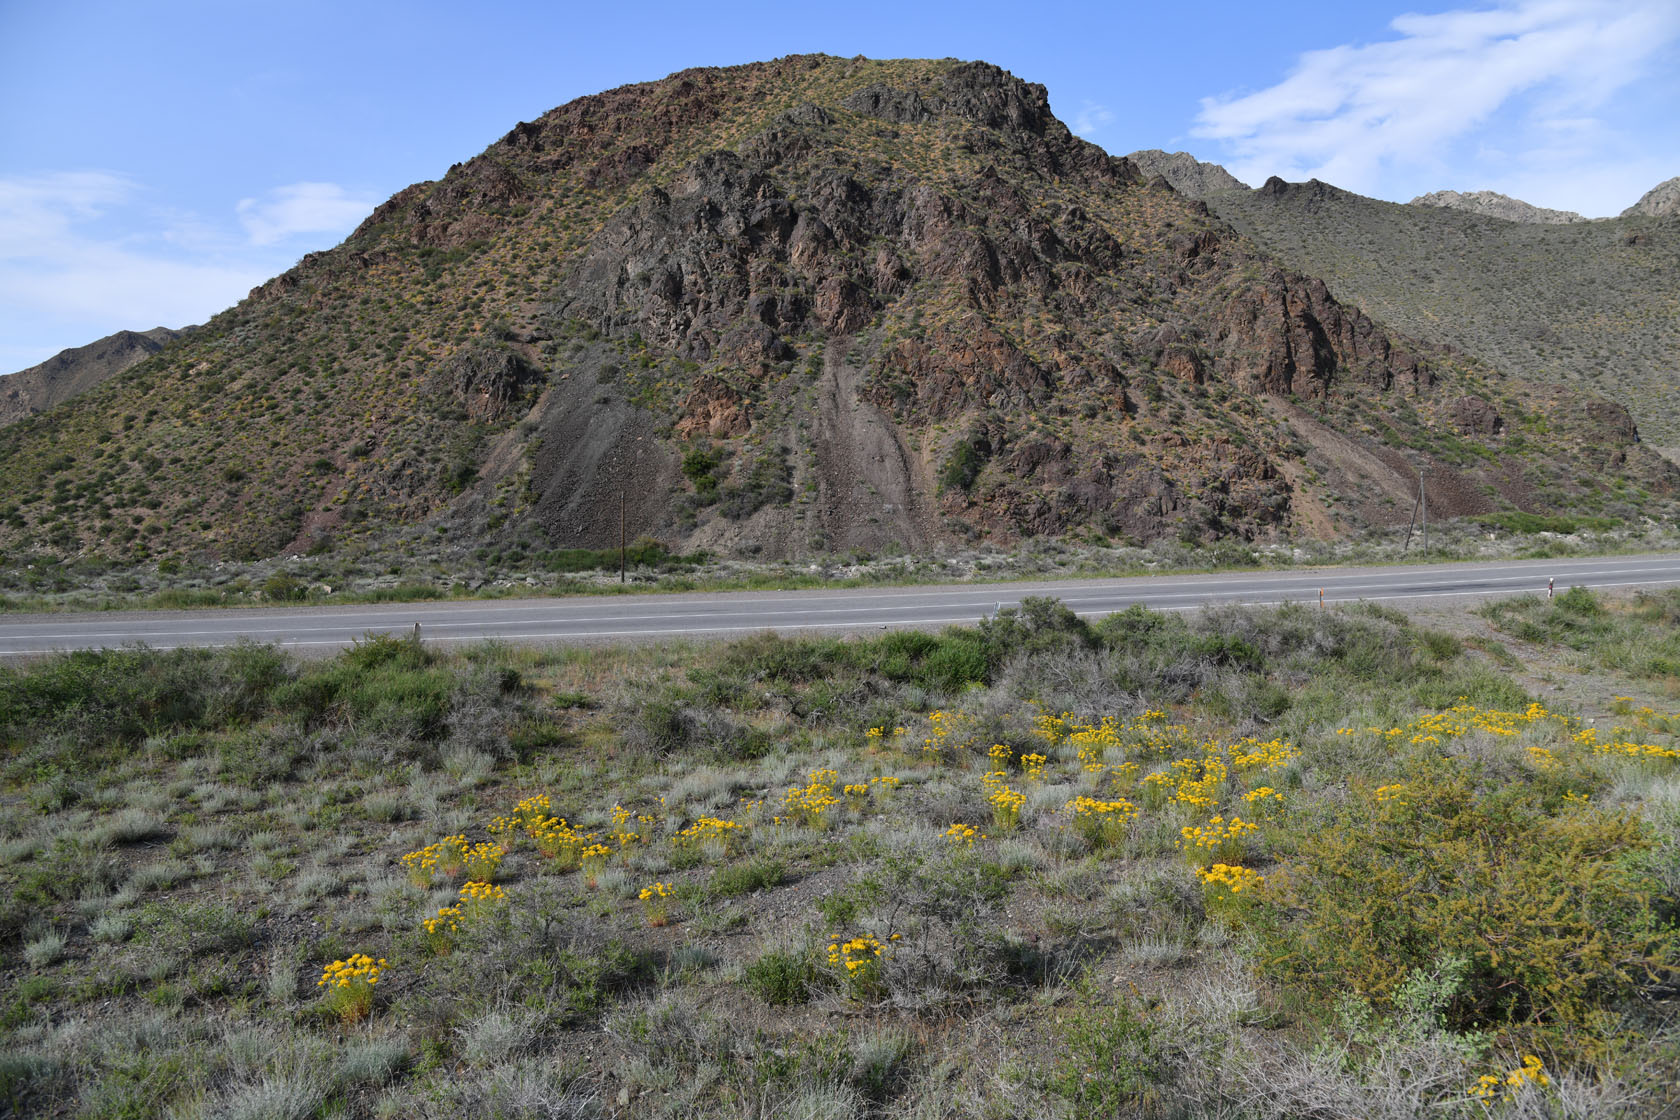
left=1319, top=588, right=1324, bottom=609
left=1548, top=578, right=1554, bottom=600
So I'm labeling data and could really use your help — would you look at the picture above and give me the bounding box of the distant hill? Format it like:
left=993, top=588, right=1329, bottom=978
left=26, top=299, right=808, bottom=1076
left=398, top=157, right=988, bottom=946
left=0, top=57, right=1670, bottom=565
left=0, top=327, right=189, bottom=426
left=1623, top=176, right=1680, bottom=218
left=1408, top=189, right=1584, bottom=225
left=1124, top=149, right=1249, bottom=197
left=1209, top=176, right=1680, bottom=452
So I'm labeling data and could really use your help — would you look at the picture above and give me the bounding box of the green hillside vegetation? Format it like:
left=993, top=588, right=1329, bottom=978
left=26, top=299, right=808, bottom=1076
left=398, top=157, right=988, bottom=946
left=0, top=56, right=1671, bottom=573
left=2, top=593, right=1677, bottom=1116
left=1209, top=181, right=1680, bottom=451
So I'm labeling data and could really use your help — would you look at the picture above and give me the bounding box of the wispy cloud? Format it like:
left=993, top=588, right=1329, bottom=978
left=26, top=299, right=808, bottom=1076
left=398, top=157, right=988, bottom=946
left=1071, top=100, right=1114, bottom=137
left=236, top=181, right=375, bottom=246
left=0, top=172, right=371, bottom=370
left=1191, top=0, right=1680, bottom=211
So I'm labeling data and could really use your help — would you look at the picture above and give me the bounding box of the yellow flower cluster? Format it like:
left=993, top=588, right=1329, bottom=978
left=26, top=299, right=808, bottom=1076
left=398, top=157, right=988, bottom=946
left=1178, top=816, right=1259, bottom=861
left=318, top=953, right=384, bottom=989
left=317, top=952, right=385, bottom=1021
left=400, top=835, right=470, bottom=886
left=1572, top=726, right=1680, bottom=763
left=461, top=841, right=504, bottom=881
left=1021, top=752, right=1047, bottom=782
left=531, top=816, right=595, bottom=868
left=638, top=881, right=673, bottom=925
left=1242, top=786, right=1283, bottom=820
left=1030, top=707, right=1070, bottom=746
left=1169, top=755, right=1228, bottom=809
left=869, top=775, right=900, bottom=799
left=983, top=771, right=1026, bottom=831
left=422, top=905, right=462, bottom=940
left=489, top=794, right=552, bottom=843
left=1340, top=701, right=1559, bottom=744
left=458, top=879, right=507, bottom=911
left=944, top=822, right=984, bottom=847
left=828, top=934, right=887, bottom=971
left=674, top=816, right=746, bottom=856
left=1065, top=795, right=1138, bottom=848
left=608, top=803, right=659, bottom=848
left=1469, top=1054, right=1549, bottom=1103
left=922, top=709, right=976, bottom=758
left=779, top=769, right=841, bottom=828
left=988, top=743, right=1013, bottom=765
left=1197, top=863, right=1263, bottom=894
left=1374, top=783, right=1407, bottom=805
left=1230, top=737, right=1299, bottom=770
left=844, top=783, right=870, bottom=810
left=827, top=932, right=900, bottom=995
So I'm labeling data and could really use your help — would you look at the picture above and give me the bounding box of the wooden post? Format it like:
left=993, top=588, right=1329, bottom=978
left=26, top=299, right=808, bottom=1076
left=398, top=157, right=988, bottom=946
left=620, top=490, right=626, bottom=584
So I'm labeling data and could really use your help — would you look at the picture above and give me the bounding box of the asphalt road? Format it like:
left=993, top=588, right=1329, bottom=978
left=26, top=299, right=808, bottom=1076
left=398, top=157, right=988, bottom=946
left=2, top=553, right=1678, bottom=658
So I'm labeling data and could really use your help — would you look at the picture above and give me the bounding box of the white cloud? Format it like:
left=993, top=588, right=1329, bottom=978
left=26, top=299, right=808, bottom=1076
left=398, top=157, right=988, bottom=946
left=1071, top=100, right=1114, bottom=137
left=1191, top=0, right=1680, bottom=211
left=0, top=172, right=367, bottom=369
left=236, top=181, right=375, bottom=246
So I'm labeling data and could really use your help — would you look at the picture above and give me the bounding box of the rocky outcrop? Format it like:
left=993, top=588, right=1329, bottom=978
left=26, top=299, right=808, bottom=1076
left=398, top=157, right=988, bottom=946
left=1213, top=269, right=1430, bottom=397
left=433, top=345, right=540, bottom=421
left=1124, top=150, right=1249, bottom=197
left=1410, top=190, right=1584, bottom=224
left=1622, top=176, right=1680, bottom=218
left=674, top=374, right=752, bottom=438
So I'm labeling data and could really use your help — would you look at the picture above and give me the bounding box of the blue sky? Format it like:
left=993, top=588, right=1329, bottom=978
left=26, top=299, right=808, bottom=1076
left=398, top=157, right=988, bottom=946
left=2, top=0, right=1676, bottom=371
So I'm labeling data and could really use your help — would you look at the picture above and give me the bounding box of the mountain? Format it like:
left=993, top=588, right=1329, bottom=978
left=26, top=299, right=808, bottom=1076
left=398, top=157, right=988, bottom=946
left=1209, top=176, right=1680, bottom=455
left=1623, top=176, right=1680, bottom=218
left=1407, top=190, right=1584, bottom=225
left=0, top=327, right=189, bottom=426
left=1123, top=150, right=1249, bottom=198
left=0, top=56, right=1671, bottom=565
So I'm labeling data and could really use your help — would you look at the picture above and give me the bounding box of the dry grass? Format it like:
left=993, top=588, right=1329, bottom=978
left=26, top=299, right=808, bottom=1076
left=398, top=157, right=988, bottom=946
left=0, top=598, right=1676, bottom=1117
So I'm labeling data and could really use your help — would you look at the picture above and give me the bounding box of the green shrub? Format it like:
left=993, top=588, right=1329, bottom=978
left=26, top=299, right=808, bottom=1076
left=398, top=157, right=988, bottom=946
left=1048, top=990, right=1162, bottom=1117
left=1259, top=756, right=1677, bottom=1045
left=708, top=858, right=785, bottom=899
left=744, top=950, right=815, bottom=1005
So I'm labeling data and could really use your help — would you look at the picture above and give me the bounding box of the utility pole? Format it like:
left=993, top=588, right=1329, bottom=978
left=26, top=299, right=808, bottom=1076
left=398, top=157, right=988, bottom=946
left=619, top=489, right=627, bottom=584
left=1421, top=466, right=1428, bottom=555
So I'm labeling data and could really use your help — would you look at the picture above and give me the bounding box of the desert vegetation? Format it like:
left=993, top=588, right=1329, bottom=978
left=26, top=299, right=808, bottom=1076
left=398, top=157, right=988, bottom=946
left=1209, top=182, right=1680, bottom=449
left=1, top=590, right=1677, bottom=1117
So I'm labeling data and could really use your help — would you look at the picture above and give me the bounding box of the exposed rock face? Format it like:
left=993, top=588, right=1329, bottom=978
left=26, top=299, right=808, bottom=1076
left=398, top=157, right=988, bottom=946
left=1124, top=150, right=1249, bottom=197
left=0, top=55, right=1670, bottom=563
left=1622, top=176, right=1680, bottom=218
left=433, top=345, right=540, bottom=421
left=674, top=374, right=752, bottom=438
left=0, top=327, right=188, bottom=426
left=1409, top=190, right=1585, bottom=224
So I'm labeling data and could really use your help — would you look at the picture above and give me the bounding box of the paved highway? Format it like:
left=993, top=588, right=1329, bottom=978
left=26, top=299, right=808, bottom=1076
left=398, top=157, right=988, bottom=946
left=2, top=553, right=1677, bottom=657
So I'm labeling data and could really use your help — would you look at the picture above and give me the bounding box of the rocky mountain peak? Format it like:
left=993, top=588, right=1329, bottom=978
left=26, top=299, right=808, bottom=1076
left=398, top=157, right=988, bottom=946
left=1622, top=176, right=1680, bottom=218
left=1408, top=189, right=1584, bottom=225
left=1123, top=150, right=1249, bottom=198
